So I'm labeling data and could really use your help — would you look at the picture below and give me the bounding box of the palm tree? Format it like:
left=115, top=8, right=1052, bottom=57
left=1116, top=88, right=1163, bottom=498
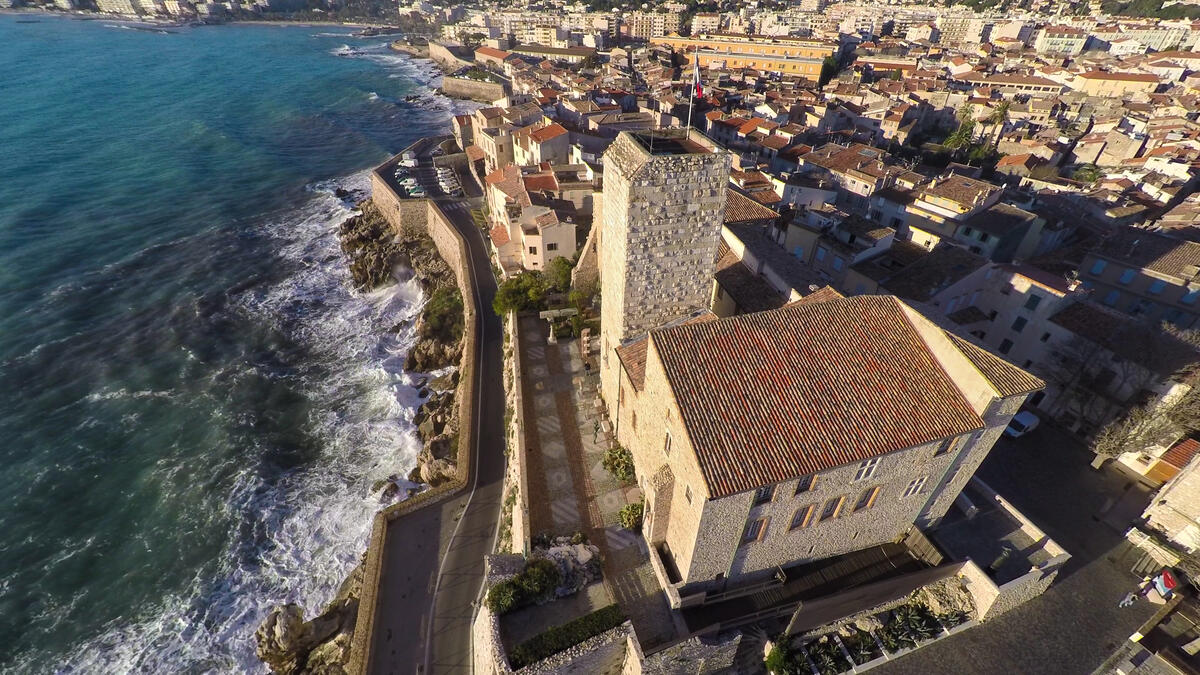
left=985, top=100, right=1010, bottom=148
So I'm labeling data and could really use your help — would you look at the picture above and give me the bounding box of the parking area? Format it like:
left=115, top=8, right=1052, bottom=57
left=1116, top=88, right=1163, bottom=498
left=387, top=162, right=466, bottom=200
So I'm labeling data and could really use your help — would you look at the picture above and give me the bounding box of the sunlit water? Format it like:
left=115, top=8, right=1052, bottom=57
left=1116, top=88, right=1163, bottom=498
left=0, top=17, right=468, bottom=671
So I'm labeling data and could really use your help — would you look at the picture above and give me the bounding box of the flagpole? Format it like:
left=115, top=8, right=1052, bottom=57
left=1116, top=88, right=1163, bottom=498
left=686, top=50, right=697, bottom=130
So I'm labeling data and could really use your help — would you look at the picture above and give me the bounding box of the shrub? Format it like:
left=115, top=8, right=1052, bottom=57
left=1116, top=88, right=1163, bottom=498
left=618, top=501, right=644, bottom=531
left=421, top=286, right=463, bottom=342
left=602, top=446, right=635, bottom=482
left=764, top=643, right=787, bottom=674
left=485, top=557, right=563, bottom=616
left=508, top=604, right=626, bottom=669
left=518, top=558, right=562, bottom=603
left=485, top=579, right=520, bottom=615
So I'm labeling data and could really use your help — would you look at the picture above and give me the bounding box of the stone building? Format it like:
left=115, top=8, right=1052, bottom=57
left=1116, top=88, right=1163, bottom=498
left=598, top=130, right=730, bottom=416
left=609, top=292, right=1043, bottom=602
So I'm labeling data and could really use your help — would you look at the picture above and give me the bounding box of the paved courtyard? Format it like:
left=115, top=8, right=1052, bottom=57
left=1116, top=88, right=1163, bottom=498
left=876, top=424, right=1159, bottom=675
left=516, top=315, right=680, bottom=651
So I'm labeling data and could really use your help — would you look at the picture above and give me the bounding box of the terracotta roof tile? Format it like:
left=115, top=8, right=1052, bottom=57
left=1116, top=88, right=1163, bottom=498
left=1163, top=438, right=1200, bottom=469
left=945, top=334, right=1044, bottom=398
left=651, top=295, right=986, bottom=497
left=724, top=189, right=779, bottom=223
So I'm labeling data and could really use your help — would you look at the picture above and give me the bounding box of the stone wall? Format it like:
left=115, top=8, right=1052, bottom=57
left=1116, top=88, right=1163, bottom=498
left=956, top=478, right=1070, bottom=621
left=507, top=312, right=532, bottom=554
left=347, top=157, right=484, bottom=675
left=428, top=41, right=473, bottom=71
left=443, top=76, right=508, bottom=103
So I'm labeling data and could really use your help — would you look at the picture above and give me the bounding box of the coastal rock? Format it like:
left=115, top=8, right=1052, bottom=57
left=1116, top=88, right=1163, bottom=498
left=419, top=455, right=457, bottom=486
left=255, top=563, right=364, bottom=674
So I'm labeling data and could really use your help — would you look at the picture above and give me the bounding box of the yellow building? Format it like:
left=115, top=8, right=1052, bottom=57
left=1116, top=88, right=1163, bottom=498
left=650, top=33, right=836, bottom=77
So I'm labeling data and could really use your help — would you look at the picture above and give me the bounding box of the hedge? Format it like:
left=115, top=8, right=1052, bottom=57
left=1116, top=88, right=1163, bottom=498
left=508, top=604, right=626, bottom=669
left=485, top=557, right=561, bottom=615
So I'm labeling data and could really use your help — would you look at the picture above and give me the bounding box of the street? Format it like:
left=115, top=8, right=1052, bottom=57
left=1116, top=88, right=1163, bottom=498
left=366, top=152, right=505, bottom=675
left=876, top=423, right=1158, bottom=675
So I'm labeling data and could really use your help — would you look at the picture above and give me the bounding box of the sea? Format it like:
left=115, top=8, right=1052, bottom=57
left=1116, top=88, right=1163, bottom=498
left=0, top=15, right=469, bottom=672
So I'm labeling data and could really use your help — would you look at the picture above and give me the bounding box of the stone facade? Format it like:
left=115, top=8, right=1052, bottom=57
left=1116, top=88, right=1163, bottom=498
left=599, top=130, right=730, bottom=420
left=443, top=76, right=508, bottom=104
left=612, top=301, right=1034, bottom=598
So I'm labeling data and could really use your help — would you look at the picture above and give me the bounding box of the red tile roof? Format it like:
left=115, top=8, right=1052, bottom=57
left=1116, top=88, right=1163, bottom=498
left=650, top=295, right=987, bottom=497
left=530, top=123, right=568, bottom=143
left=489, top=223, right=510, bottom=247
left=1163, top=438, right=1200, bottom=469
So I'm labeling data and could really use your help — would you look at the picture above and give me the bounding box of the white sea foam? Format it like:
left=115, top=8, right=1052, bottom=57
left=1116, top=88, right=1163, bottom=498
left=44, top=174, right=427, bottom=673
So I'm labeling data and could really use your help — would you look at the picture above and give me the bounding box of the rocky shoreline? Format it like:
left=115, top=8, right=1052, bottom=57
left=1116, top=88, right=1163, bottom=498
left=255, top=198, right=465, bottom=674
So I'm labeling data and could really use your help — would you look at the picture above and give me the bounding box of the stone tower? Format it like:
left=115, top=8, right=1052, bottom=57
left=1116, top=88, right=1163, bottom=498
left=598, top=129, right=730, bottom=411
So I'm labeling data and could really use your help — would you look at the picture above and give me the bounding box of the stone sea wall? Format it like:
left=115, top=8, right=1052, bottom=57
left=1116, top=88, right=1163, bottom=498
left=346, top=156, right=483, bottom=675
left=442, top=76, right=508, bottom=103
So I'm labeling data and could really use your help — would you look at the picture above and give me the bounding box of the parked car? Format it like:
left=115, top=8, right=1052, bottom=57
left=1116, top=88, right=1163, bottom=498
left=1003, top=411, right=1040, bottom=438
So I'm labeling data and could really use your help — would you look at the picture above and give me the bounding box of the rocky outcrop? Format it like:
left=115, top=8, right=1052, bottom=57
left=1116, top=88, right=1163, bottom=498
left=336, top=199, right=466, bottom=486
left=532, top=536, right=603, bottom=598
left=255, top=562, right=364, bottom=675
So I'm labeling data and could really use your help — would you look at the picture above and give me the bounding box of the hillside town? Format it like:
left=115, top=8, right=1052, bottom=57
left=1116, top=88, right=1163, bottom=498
left=240, top=3, right=1200, bottom=675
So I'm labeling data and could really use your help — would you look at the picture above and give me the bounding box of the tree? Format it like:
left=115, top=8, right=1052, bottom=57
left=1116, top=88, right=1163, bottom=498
left=985, top=101, right=1011, bottom=148
left=1092, top=388, right=1200, bottom=460
left=546, top=256, right=574, bottom=294
left=818, top=56, right=839, bottom=88
left=1074, top=164, right=1102, bottom=184
left=493, top=271, right=547, bottom=316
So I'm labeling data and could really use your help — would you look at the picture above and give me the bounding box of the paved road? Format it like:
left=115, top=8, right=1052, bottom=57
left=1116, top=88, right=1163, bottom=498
left=876, top=424, right=1157, bottom=675
left=367, top=168, right=505, bottom=675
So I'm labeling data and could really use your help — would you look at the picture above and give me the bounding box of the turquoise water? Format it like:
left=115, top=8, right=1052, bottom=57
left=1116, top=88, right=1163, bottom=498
left=0, top=17, right=460, bottom=671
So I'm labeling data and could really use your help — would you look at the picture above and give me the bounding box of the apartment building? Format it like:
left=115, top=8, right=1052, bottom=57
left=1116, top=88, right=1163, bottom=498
left=1079, top=227, right=1200, bottom=328
left=650, top=34, right=837, bottom=80
left=1072, top=71, right=1161, bottom=97
left=624, top=12, right=681, bottom=41
left=905, top=175, right=1005, bottom=249
left=1033, top=25, right=1089, bottom=55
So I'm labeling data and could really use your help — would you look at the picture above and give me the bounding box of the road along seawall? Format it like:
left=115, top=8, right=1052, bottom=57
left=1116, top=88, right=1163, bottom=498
left=347, top=152, right=482, bottom=675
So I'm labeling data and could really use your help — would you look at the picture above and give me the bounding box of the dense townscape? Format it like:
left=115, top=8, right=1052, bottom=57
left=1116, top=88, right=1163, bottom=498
left=223, top=0, right=1200, bottom=669
left=25, top=0, right=1200, bottom=672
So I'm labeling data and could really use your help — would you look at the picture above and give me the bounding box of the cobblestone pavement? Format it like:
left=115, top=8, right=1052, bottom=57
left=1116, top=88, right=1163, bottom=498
left=876, top=424, right=1158, bottom=675
left=515, top=316, right=678, bottom=650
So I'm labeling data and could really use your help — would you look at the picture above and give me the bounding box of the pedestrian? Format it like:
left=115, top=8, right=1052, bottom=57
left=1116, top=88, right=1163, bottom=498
left=1118, top=592, right=1137, bottom=608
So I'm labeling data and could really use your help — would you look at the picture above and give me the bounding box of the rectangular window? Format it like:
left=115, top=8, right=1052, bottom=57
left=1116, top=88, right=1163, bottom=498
left=935, top=436, right=959, bottom=456
left=904, top=476, right=928, bottom=497
left=664, top=432, right=671, bottom=455
left=1024, top=294, right=1042, bottom=311
left=547, top=242, right=558, bottom=251
left=793, top=245, right=804, bottom=259
left=1119, top=269, right=1136, bottom=285
left=753, top=485, right=775, bottom=505
left=743, top=517, right=769, bottom=543
left=794, top=474, right=816, bottom=495
left=1183, top=289, right=1200, bottom=305
left=819, top=496, right=844, bottom=522
left=815, top=246, right=827, bottom=261
left=1090, top=259, right=1107, bottom=275
left=685, top=484, right=692, bottom=504
left=1040, top=332, right=1051, bottom=342
left=854, top=486, right=879, bottom=512
left=528, top=246, right=538, bottom=255
left=854, top=458, right=880, bottom=481
left=988, top=310, right=998, bottom=321
left=1149, top=279, right=1166, bottom=295
left=1103, top=290, right=1120, bottom=306
left=1011, top=317, right=1027, bottom=332
left=790, top=505, right=815, bottom=530
left=999, top=339, right=1013, bottom=354
left=832, top=256, right=844, bottom=271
